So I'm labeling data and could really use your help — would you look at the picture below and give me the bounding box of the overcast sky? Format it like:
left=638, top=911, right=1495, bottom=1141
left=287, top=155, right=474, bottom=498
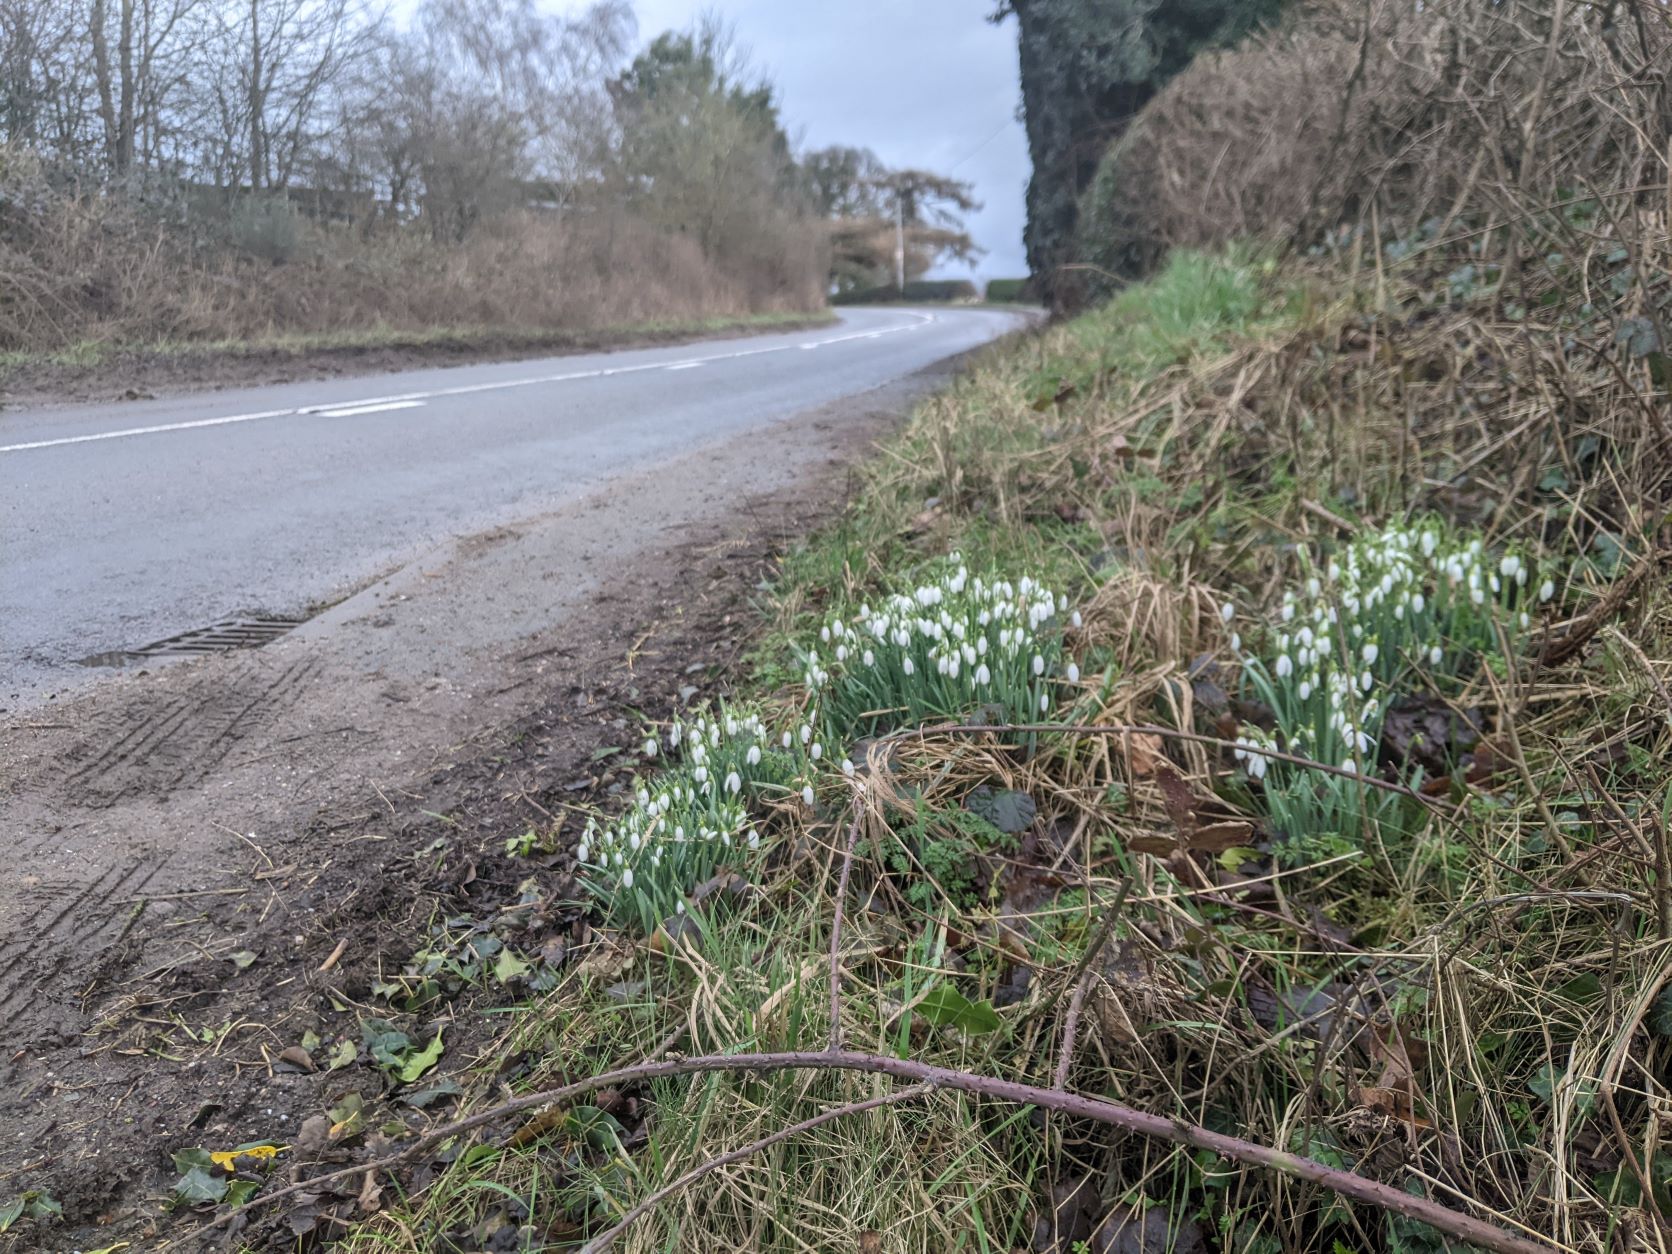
left=562, top=0, right=1031, bottom=282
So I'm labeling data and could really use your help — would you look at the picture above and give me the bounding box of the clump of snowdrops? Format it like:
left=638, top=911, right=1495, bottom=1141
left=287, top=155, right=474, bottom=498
left=1232, top=519, right=1551, bottom=861
left=801, top=555, right=1081, bottom=740
left=573, top=559, right=1085, bottom=932
left=573, top=704, right=811, bottom=933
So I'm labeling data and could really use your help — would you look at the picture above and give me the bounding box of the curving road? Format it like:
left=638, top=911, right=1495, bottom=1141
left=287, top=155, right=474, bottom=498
left=1, top=306, right=1027, bottom=707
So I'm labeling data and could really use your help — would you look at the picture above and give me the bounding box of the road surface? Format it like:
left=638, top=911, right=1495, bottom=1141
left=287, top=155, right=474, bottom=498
left=1, top=306, right=1025, bottom=708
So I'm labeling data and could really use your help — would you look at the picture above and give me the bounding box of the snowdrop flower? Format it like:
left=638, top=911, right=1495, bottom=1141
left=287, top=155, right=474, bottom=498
left=675, top=899, right=686, bottom=914
left=802, top=785, right=815, bottom=807
left=576, top=842, right=590, bottom=863
left=1230, top=632, right=1242, bottom=653
left=781, top=730, right=792, bottom=749
left=1276, top=654, right=1293, bottom=679
left=902, top=657, right=915, bottom=676
left=1412, top=593, right=1425, bottom=613
left=1220, top=602, right=1235, bottom=624
left=1361, top=642, right=1379, bottom=665
left=1281, top=602, right=1295, bottom=622
left=836, top=645, right=848, bottom=663
left=1359, top=671, right=1374, bottom=692
left=810, top=742, right=823, bottom=761
left=1539, top=579, right=1555, bottom=603
left=841, top=759, right=855, bottom=777
left=1307, top=577, right=1322, bottom=598
left=820, top=626, right=831, bottom=643
left=1070, top=610, right=1083, bottom=629
left=863, top=649, right=875, bottom=667
left=1066, top=662, right=1080, bottom=683
left=976, top=663, right=992, bottom=686
left=747, top=830, right=760, bottom=851
left=643, top=738, right=657, bottom=758
left=1519, top=611, right=1530, bottom=629
left=1039, top=691, right=1050, bottom=713
left=1421, top=531, right=1437, bottom=557
left=1470, top=586, right=1485, bottom=606
left=1339, top=758, right=1358, bottom=775
left=621, top=867, right=635, bottom=889
left=746, top=744, right=762, bottom=766
left=637, top=789, right=650, bottom=806
left=1499, top=555, right=1519, bottom=578
left=1298, top=680, right=1312, bottom=701
left=1032, top=654, right=1045, bottom=676
left=800, top=724, right=812, bottom=745
left=628, top=832, right=641, bottom=851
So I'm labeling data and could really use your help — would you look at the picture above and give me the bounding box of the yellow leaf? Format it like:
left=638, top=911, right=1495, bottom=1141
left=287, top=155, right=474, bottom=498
left=209, top=1144, right=285, bottom=1172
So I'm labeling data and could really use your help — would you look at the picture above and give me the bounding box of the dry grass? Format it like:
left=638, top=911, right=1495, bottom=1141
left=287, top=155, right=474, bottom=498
left=0, top=149, right=825, bottom=356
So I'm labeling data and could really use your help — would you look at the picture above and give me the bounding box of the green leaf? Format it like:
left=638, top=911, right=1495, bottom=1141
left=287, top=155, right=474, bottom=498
left=327, top=1038, right=358, bottom=1071
left=1554, top=973, right=1602, bottom=1006
left=563, top=1106, right=629, bottom=1153
left=399, top=1079, right=462, bottom=1109
left=0, top=1196, right=24, bottom=1232
left=172, top=1166, right=229, bottom=1206
left=225, top=1179, right=260, bottom=1208
left=916, top=984, right=1002, bottom=1034
left=231, top=950, right=258, bottom=970
left=329, top=1092, right=365, bottom=1140
left=396, top=1030, right=445, bottom=1083
left=493, top=948, right=532, bottom=986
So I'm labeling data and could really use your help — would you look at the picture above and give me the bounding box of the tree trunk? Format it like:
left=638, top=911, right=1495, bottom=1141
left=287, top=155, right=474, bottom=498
left=247, top=0, right=263, bottom=191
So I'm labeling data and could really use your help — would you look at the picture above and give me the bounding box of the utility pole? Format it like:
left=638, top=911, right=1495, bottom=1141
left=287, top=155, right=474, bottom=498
left=894, top=187, right=905, bottom=294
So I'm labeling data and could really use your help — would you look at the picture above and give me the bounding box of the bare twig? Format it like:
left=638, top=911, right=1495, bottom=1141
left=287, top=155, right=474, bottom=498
left=205, top=1048, right=1553, bottom=1254
left=829, top=804, right=863, bottom=1052
left=578, top=1082, right=934, bottom=1253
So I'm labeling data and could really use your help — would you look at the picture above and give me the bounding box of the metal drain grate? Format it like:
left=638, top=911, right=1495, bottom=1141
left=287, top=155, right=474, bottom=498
left=79, top=615, right=306, bottom=667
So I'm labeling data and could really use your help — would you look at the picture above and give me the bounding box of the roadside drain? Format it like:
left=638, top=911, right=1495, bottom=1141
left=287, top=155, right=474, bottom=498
left=78, top=616, right=307, bottom=667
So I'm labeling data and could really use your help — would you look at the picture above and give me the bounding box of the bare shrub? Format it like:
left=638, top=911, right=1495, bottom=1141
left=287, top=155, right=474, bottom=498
left=1079, top=0, right=1672, bottom=295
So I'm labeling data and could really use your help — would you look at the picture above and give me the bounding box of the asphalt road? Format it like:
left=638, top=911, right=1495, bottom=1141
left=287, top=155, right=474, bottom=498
left=1, top=306, right=1027, bottom=708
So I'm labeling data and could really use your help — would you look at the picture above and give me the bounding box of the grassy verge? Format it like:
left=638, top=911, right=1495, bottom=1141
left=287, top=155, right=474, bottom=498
left=119, top=244, right=1666, bottom=1253
left=0, top=310, right=835, bottom=390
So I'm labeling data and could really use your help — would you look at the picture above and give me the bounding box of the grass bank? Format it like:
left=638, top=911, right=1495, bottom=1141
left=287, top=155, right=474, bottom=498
left=66, top=243, right=1664, bottom=1254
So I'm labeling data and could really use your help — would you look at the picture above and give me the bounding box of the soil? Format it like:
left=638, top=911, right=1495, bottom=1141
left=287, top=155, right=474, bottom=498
left=0, top=355, right=968, bottom=1252
left=0, top=313, right=834, bottom=410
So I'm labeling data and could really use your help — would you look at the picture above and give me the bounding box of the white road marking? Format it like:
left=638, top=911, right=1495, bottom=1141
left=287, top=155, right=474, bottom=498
left=0, top=311, right=940, bottom=455
left=319, top=399, right=426, bottom=418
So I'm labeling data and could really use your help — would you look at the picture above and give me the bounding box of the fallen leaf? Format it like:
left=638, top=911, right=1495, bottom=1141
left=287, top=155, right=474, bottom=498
left=278, top=1045, right=316, bottom=1073
left=209, top=1143, right=283, bottom=1171
left=1123, top=733, right=1166, bottom=779
left=395, top=1030, right=444, bottom=1084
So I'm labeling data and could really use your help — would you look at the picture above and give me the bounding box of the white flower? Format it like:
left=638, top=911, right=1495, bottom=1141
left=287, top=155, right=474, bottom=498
left=902, top=657, right=915, bottom=675
left=1281, top=603, right=1295, bottom=622
left=621, top=867, right=635, bottom=889
left=576, top=843, right=589, bottom=863
left=1306, top=577, right=1321, bottom=598
left=1412, top=593, right=1425, bottom=613
left=1539, top=579, right=1555, bottom=603
left=1499, top=555, right=1519, bottom=578
left=1039, top=691, right=1050, bottom=713
left=1032, top=654, right=1045, bottom=676
left=802, top=785, right=815, bottom=806
left=746, top=745, right=762, bottom=766
left=1339, top=758, right=1357, bottom=775
left=1421, top=531, right=1437, bottom=557
left=811, top=743, right=823, bottom=761
left=1066, top=662, right=1080, bottom=683
left=863, top=649, right=875, bottom=667
left=976, top=663, right=991, bottom=686
left=820, top=626, right=831, bottom=643
left=1519, top=611, right=1530, bottom=629
left=1276, top=654, right=1293, bottom=679
left=643, top=738, right=657, bottom=758
left=841, top=759, right=855, bottom=777
left=1359, top=671, right=1374, bottom=692
left=1230, top=632, right=1242, bottom=653
left=1220, top=602, right=1235, bottom=624
left=725, top=771, right=741, bottom=794
left=800, top=724, right=812, bottom=745
left=1361, top=642, right=1378, bottom=665
left=835, top=645, right=848, bottom=663
left=1070, top=610, right=1083, bottom=629
left=676, top=899, right=686, bottom=914
left=1298, top=680, right=1312, bottom=701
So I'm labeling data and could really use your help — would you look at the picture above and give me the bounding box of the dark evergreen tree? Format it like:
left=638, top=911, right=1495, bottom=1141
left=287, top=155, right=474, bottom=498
left=992, top=0, right=1283, bottom=309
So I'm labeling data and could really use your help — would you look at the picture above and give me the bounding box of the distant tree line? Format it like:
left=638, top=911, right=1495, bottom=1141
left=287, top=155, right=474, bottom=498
left=0, top=1, right=978, bottom=294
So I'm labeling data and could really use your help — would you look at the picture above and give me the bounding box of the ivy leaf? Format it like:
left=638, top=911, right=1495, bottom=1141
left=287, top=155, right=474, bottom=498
left=916, top=985, right=1003, bottom=1034
left=225, top=1179, right=260, bottom=1208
